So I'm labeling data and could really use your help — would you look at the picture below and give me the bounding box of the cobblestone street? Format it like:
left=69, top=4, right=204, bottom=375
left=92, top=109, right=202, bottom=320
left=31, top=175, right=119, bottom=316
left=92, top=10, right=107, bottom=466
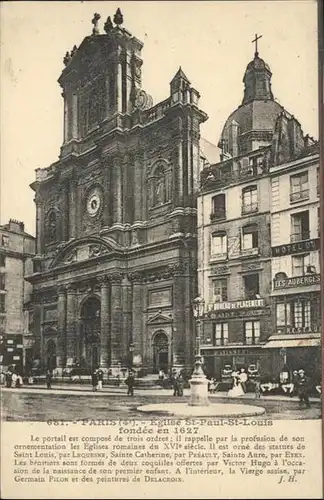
left=1, top=386, right=321, bottom=422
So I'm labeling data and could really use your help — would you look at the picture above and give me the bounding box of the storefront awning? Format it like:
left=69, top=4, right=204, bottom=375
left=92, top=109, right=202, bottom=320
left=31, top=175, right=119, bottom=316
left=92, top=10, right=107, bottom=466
left=263, top=337, right=321, bottom=348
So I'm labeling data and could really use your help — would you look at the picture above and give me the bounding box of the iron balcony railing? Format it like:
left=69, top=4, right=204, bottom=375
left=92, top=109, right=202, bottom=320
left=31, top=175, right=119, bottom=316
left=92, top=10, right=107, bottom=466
left=210, top=208, right=226, bottom=221
left=242, top=203, right=258, bottom=215
left=290, top=231, right=310, bottom=243
left=290, top=189, right=309, bottom=203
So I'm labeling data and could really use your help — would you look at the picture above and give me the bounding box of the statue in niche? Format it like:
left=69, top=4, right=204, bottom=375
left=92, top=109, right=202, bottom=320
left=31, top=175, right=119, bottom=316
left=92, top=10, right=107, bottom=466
left=154, top=168, right=165, bottom=205
left=47, top=211, right=57, bottom=243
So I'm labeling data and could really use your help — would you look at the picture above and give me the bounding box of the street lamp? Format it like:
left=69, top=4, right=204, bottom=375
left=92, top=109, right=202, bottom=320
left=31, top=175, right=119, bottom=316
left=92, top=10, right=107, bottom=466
left=189, top=296, right=210, bottom=406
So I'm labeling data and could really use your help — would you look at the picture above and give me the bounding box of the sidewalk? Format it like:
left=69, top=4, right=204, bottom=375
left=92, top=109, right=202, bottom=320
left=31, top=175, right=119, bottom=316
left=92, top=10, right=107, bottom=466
left=1, top=384, right=321, bottom=403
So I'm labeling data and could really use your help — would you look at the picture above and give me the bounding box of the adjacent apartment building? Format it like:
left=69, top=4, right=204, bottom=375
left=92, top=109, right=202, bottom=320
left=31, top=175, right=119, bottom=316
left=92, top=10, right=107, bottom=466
left=0, top=220, right=35, bottom=372
left=197, top=47, right=320, bottom=380
left=266, top=132, right=321, bottom=380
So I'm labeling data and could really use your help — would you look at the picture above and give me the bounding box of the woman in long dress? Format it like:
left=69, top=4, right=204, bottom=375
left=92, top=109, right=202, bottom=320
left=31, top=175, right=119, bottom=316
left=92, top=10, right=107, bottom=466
left=228, top=371, right=244, bottom=397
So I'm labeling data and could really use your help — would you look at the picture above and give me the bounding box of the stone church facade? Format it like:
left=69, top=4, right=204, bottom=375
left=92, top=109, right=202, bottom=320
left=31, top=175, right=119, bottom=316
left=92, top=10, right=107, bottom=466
left=27, top=13, right=207, bottom=375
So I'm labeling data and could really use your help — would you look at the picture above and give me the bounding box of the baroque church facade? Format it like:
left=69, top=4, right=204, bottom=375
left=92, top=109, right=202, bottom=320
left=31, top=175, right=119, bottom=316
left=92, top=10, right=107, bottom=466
left=28, top=12, right=207, bottom=375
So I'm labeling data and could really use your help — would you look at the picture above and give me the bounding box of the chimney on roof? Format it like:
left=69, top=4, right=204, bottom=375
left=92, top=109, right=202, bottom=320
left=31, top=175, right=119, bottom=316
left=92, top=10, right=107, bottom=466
left=9, top=219, right=25, bottom=233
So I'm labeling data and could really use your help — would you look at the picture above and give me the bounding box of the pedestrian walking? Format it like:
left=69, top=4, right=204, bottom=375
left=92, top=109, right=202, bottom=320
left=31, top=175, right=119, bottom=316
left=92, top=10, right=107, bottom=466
left=239, top=368, right=248, bottom=393
left=91, top=369, right=98, bottom=391
left=125, top=370, right=135, bottom=396
left=254, top=375, right=261, bottom=399
left=296, top=369, right=311, bottom=408
left=5, top=370, right=13, bottom=388
left=11, top=372, right=18, bottom=388
left=46, top=370, right=52, bottom=389
left=97, top=368, right=104, bottom=390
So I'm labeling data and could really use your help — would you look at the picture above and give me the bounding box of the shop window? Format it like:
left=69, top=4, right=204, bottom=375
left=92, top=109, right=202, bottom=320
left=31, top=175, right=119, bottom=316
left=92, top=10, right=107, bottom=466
left=244, top=321, right=260, bottom=345
left=213, top=323, right=228, bottom=346
left=290, top=171, right=309, bottom=203
left=290, top=211, right=309, bottom=242
left=242, top=185, right=258, bottom=214
left=292, top=254, right=310, bottom=276
left=243, top=274, right=259, bottom=300
left=211, top=193, right=226, bottom=221
left=210, top=232, right=227, bottom=259
left=212, top=278, right=228, bottom=302
left=276, top=300, right=312, bottom=331
left=292, top=300, right=311, bottom=329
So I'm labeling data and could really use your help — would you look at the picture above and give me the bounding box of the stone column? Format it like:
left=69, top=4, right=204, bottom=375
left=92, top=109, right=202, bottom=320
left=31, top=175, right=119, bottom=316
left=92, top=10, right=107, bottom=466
left=61, top=183, right=69, bottom=242
left=130, top=272, right=143, bottom=369
left=100, top=276, right=110, bottom=368
left=177, top=137, right=184, bottom=206
left=172, top=265, right=186, bottom=369
left=34, top=193, right=44, bottom=254
left=102, top=161, right=112, bottom=228
left=57, top=286, right=67, bottom=368
left=63, top=92, right=68, bottom=143
left=134, top=151, right=143, bottom=222
left=110, top=273, right=123, bottom=366
left=116, top=51, right=123, bottom=114
left=122, top=277, right=132, bottom=367
left=69, top=177, right=77, bottom=238
left=71, top=91, right=78, bottom=139
left=66, top=285, right=77, bottom=360
left=112, top=155, right=123, bottom=224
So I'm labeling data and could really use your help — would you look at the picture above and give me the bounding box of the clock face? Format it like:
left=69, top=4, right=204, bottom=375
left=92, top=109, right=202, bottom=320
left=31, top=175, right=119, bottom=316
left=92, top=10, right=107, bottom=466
left=86, top=188, right=102, bottom=217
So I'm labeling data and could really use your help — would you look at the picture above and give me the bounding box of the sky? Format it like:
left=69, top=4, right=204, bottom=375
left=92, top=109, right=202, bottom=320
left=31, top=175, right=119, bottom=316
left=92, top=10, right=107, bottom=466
left=0, top=0, right=319, bottom=236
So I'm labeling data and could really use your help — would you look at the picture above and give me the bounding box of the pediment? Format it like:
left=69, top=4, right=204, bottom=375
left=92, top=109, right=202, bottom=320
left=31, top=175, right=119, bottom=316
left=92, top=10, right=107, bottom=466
left=147, top=312, right=173, bottom=324
left=50, top=236, right=124, bottom=269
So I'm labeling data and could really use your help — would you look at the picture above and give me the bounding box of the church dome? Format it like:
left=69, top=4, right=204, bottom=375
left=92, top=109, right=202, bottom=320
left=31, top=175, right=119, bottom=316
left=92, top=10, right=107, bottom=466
left=246, top=54, right=271, bottom=72
left=218, top=50, right=289, bottom=157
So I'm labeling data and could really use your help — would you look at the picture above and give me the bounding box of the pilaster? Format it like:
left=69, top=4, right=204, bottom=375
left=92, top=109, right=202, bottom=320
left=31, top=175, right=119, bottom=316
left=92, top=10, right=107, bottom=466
left=129, top=272, right=143, bottom=369
left=99, top=276, right=110, bottom=368
left=112, top=155, right=123, bottom=224
left=57, top=286, right=67, bottom=367
left=109, top=273, right=124, bottom=366
left=34, top=193, right=44, bottom=254
left=66, top=285, right=77, bottom=359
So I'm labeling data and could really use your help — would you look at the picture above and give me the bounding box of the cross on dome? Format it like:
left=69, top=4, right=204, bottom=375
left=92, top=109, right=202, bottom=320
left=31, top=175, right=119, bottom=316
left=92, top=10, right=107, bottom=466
left=252, top=33, right=262, bottom=57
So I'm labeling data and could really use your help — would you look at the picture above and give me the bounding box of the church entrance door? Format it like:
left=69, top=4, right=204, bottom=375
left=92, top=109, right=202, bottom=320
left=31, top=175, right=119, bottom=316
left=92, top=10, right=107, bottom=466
left=152, top=331, right=169, bottom=374
left=80, top=297, right=101, bottom=372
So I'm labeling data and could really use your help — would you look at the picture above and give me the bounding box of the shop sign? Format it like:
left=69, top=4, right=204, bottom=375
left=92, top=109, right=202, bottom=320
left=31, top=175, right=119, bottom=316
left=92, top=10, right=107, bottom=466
left=207, top=308, right=270, bottom=320
left=274, top=274, right=320, bottom=289
left=201, top=348, right=261, bottom=356
left=272, top=238, right=320, bottom=257
left=206, top=299, right=265, bottom=312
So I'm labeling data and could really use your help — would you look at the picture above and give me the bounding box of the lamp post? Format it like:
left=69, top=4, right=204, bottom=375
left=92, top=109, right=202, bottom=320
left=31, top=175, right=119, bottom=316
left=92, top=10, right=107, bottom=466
left=189, top=296, right=210, bottom=406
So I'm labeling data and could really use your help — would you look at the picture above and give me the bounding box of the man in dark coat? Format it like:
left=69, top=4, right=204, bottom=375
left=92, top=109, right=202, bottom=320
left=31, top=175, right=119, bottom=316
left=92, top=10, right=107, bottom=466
left=125, top=370, right=135, bottom=396
left=91, top=370, right=98, bottom=391
left=46, top=370, right=52, bottom=389
left=296, top=369, right=311, bottom=408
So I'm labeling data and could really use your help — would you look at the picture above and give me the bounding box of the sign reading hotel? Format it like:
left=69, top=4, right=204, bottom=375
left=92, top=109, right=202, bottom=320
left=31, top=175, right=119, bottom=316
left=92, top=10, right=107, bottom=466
left=274, top=273, right=321, bottom=289
left=272, top=238, right=320, bottom=257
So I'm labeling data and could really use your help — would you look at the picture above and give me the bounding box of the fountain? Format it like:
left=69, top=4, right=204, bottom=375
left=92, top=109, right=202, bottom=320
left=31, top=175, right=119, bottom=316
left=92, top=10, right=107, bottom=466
left=137, top=297, right=265, bottom=418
